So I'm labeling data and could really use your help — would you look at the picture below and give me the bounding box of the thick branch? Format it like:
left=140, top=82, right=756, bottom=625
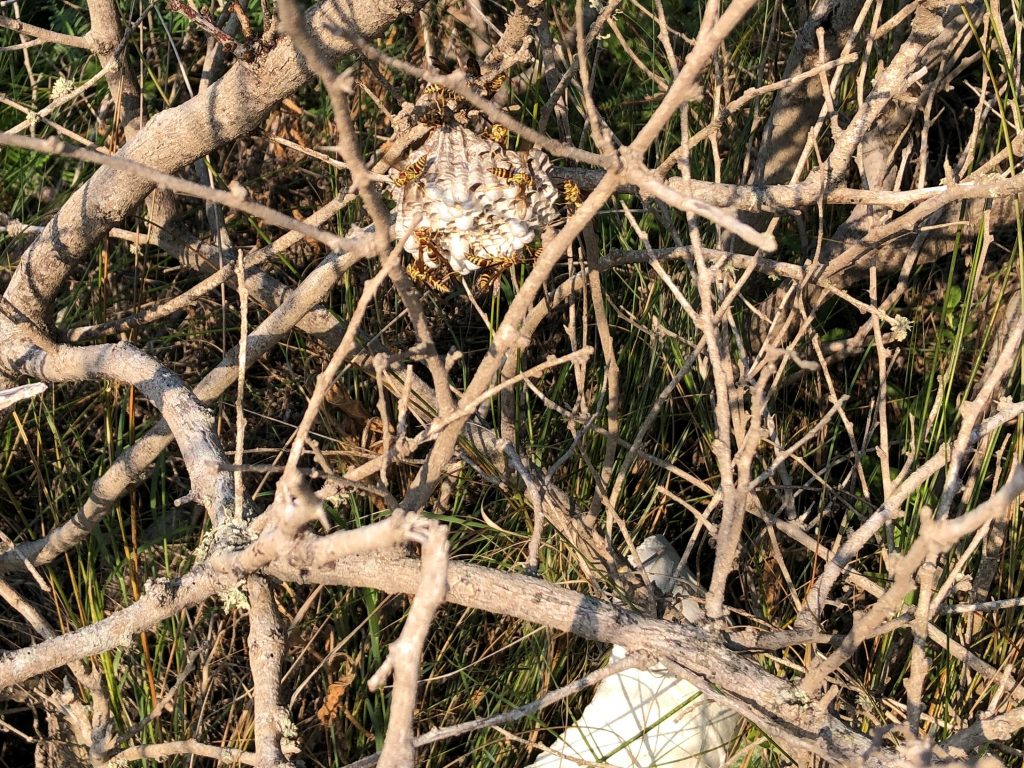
left=270, top=553, right=895, bottom=768
left=0, top=334, right=238, bottom=525
left=3, top=0, right=425, bottom=327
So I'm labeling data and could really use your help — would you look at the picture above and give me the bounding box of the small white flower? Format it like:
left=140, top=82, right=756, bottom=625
left=888, top=315, right=912, bottom=343
left=50, top=75, right=75, bottom=101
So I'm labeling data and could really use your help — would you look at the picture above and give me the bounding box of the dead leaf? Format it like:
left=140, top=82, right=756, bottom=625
left=317, top=669, right=356, bottom=725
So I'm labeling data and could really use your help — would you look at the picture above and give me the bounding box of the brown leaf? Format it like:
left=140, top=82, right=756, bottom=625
left=316, top=669, right=357, bottom=725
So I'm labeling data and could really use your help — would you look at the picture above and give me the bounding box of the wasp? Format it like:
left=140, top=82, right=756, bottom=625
left=462, top=248, right=516, bottom=270
left=407, top=259, right=452, bottom=293
left=474, top=256, right=522, bottom=293
left=406, top=228, right=452, bottom=293
left=474, top=267, right=502, bottom=293
left=394, top=155, right=428, bottom=187
left=479, top=72, right=507, bottom=96
left=424, top=83, right=458, bottom=100
left=487, top=123, right=510, bottom=149
left=468, top=249, right=521, bottom=293
left=490, top=166, right=535, bottom=216
left=413, top=227, right=444, bottom=263
left=423, top=82, right=460, bottom=113
left=489, top=166, right=535, bottom=190
left=562, top=180, right=582, bottom=209
left=418, top=81, right=462, bottom=125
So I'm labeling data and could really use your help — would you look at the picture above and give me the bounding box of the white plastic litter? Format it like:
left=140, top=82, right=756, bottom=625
left=527, top=536, right=740, bottom=768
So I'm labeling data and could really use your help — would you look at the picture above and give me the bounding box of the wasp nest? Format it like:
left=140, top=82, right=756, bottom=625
left=389, top=125, right=559, bottom=291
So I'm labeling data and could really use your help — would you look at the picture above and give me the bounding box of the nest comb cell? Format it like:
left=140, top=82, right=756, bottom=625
left=390, top=125, right=559, bottom=290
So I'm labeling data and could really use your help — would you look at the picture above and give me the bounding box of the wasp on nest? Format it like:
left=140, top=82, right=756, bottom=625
left=388, top=72, right=568, bottom=294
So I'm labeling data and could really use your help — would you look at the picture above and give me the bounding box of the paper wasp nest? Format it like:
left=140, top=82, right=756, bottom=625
left=390, top=125, right=559, bottom=286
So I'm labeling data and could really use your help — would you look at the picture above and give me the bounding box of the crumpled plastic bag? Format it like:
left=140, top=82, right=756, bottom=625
left=527, top=536, right=740, bottom=768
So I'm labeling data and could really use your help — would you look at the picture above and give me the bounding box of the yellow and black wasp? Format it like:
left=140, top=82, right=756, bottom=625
left=406, top=228, right=454, bottom=293
left=394, top=154, right=429, bottom=187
